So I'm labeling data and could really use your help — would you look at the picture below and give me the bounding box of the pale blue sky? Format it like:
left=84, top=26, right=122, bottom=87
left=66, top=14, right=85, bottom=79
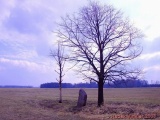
left=0, top=0, right=160, bottom=86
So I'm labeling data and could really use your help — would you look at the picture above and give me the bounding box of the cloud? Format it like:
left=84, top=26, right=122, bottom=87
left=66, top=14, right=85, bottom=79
left=0, top=66, right=54, bottom=87
left=0, top=0, right=15, bottom=23
left=134, top=42, right=160, bottom=83
left=138, top=52, right=160, bottom=61
left=142, top=37, right=160, bottom=53
left=0, top=58, right=54, bottom=73
left=0, top=57, right=80, bottom=86
left=4, top=1, right=55, bottom=34
left=143, top=66, right=160, bottom=83
left=0, top=57, right=56, bottom=86
left=107, top=0, right=160, bottom=41
left=143, top=65, right=160, bottom=72
left=135, top=37, right=160, bottom=70
left=0, top=0, right=89, bottom=86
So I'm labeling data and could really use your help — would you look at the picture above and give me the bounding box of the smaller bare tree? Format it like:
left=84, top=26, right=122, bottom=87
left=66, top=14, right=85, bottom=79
left=51, top=41, right=66, bottom=103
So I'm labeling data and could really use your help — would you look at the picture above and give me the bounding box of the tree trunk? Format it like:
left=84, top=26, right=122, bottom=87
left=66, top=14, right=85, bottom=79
left=98, top=47, right=104, bottom=107
left=59, top=83, right=62, bottom=103
left=98, top=80, right=104, bottom=107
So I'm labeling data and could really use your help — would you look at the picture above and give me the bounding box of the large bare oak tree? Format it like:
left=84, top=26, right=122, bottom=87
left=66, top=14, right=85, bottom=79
left=57, top=2, right=143, bottom=106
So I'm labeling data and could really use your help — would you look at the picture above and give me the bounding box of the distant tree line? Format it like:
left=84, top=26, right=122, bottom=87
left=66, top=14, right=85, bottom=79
left=0, top=85, right=33, bottom=88
left=40, top=79, right=160, bottom=88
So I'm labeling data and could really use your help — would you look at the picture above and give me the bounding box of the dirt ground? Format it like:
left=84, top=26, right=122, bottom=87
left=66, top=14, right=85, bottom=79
left=0, top=88, right=160, bottom=120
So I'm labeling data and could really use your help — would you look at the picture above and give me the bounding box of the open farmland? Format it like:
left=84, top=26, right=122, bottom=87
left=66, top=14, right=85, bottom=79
left=0, top=88, right=160, bottom=120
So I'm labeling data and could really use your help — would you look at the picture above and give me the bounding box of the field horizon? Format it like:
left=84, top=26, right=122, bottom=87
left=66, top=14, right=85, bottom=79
left=0, top=88, right=160, bottom=120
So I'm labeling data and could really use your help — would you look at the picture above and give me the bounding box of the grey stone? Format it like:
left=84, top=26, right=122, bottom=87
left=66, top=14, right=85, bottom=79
left=77, top=89, right=87, bottom=107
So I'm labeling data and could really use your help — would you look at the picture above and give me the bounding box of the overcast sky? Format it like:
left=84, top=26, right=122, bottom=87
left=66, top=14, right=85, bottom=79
left=0, top=0, right=160, bottom=87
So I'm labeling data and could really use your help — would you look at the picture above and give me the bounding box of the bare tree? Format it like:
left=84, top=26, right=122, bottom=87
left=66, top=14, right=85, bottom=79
left=51, top=41, right=66, bottom=103
left=57, top=2, right=143, bottom=106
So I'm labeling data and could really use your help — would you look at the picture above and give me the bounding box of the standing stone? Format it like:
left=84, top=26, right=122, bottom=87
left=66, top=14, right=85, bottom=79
left=77, top=89, right=87, bottom=107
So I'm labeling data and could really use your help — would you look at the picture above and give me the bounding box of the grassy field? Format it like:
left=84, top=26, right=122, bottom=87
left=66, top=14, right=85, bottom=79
left=0, top=88, right=160, bottom=120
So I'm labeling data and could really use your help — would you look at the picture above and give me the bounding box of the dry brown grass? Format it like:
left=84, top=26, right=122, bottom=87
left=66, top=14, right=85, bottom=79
left=0, top=88, right=160, bottom=120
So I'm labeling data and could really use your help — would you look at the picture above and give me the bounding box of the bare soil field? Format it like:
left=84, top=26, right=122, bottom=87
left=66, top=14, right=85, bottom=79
left=0, top=88, right=160, bottom=120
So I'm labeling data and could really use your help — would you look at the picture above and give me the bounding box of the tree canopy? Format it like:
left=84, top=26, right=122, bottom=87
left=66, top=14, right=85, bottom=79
left=57, top=1, right=143, bottom=106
